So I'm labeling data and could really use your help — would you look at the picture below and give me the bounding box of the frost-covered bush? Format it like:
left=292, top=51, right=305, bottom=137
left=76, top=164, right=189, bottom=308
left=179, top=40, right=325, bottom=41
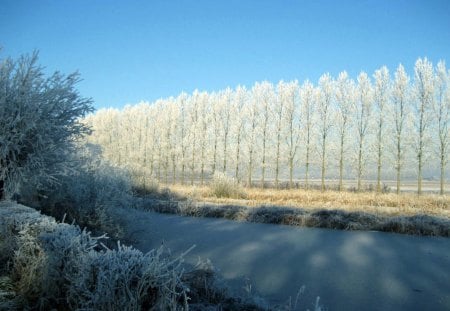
left=27, top=144, right=135, bottom=239
left=209, top=172, right=246, bottom=199
left=0, top=205, right=59, bottom=307
left=67, top=244, right=189, bottom=310
left=39, top=224, right=101, bottom=307
left=0, top=52, right=93, bottom=199
left=1, top=203, right=189, bottom=310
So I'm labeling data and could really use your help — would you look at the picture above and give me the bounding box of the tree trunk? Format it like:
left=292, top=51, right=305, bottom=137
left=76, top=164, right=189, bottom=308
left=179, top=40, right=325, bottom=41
left=248, top=147, right=253, bottom=187
left=396, top=137, right=401, bottom=194
left=339, top=134, right=344, bottom=191
left=289, top=157, right=294, bottom=189
left=172, top=155, right=176, bottom=184
left=376, top=121, right=383, bottom=193
left=357, top=141, right=363, bottom=192
left=321, top=134, right=326, bottom=192
left=275, top=136, right=281, bottom=189
left=440, top=152, right=445, bottom=195
left=305, top=151, right=310, bottom=190
left=201, top=142, right=205, bottom=186
left=180, top=146, right=186, bottom=185
left=191, top=137, right=196, bottom=186
left=418, top=131, right=424, bottom=195
left=417, top=98, right=425, bottom=196
left=418, top=150, right=422, bottom=195
left=235, top=132, right=241, bottom=181
left=181, top=162, right=185, bottom=185
left=305, top=128, right=311, bottom=190
left=223, top=132, right=228, bottom=173
left=165, top=154, right=169, bottom=184
left=212, top=135, right=218, bottom=175
left=261, top=136, right=266, bottom=189
left=157, top=146, right=162, bottom=183
left=150, top=153, right=154, bottom=178
left=377, top=152, right=382, bottom=193
left=275, top=105, right=283, bottom=189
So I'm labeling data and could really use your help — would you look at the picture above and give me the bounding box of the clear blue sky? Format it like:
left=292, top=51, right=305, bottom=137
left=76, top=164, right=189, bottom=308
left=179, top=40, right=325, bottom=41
left=1, top=0, right=449, bottom=109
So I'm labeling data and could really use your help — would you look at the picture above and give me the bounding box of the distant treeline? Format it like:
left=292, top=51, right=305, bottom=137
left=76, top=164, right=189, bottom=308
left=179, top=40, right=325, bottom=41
left=84, top=58, right=449, bottom=194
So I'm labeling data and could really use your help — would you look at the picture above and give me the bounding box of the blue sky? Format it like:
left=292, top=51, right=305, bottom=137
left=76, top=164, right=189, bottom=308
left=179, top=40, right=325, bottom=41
left=1, top=0, right=449, bottom=109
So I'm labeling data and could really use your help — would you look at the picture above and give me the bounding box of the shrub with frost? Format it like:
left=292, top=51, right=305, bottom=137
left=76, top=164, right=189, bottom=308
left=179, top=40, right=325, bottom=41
left=25, top=144, right=135, bottom=239
left=1, top=203, right=189, bottom=310
left=209, top=172, right=246, bottom=199
left=0, top=52, right=93, bottom=199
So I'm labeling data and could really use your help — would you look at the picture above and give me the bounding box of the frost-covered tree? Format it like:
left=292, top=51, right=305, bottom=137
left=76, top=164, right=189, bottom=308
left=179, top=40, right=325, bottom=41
left=177, top=93, right=189, bottom=184
left=391, top=64, right=410, bottom=194
left=188, top=91, right=200, bottom=185
left=197, top=91, right=210, bottom=185
left=273, top=81, right=287, bottom=188
left=413, top=58, right=435, bottom=195
left=354, top=72, right=373, bottom=191
left=121, top=104, right=148, bottom=182
left=254, top=81, right=274, bottom=188
left=0, top=52, right=93, bottom=199
left=279, top=80, right=301, bottom=188
left=168, top=103, right=180, bottom=184
left=316, top=74, right=334, bottom=191
left=219, top=88, right=233, bottom=173
left=373, top=66, right=390, bottom=192
left=335, top=72, right=355, bottom=191
left=433, top=61, right=450, bottom=195
left=84, top=108, right=120, bottom=165
left=151, top=101, right=165, bottom=182
left=232, top=86, right=247, bottom=181
left=82, top=57, right=448, bottom=194
left=210, top=92, right=221, bottom=175
left=245, top=85, right=261, bottom=186
left=299, top=81, right=315, bottom=189
left=160, top=99, right=180, bottom=184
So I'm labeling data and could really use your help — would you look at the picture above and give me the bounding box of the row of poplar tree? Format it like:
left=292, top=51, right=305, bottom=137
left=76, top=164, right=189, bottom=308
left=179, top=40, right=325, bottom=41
left=84, top=58, right=449, bottom=195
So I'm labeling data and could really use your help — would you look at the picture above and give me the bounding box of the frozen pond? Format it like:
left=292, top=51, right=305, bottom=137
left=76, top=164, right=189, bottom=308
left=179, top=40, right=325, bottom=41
left=119, top=209, right=450, bottom=310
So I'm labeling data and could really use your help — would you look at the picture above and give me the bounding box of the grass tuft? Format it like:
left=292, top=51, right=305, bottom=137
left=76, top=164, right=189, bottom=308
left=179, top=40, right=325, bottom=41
left=209, top=172, right=247, bottom=199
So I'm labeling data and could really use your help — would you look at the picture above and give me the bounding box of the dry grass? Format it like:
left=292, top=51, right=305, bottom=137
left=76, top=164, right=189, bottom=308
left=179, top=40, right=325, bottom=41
left=134, top=184, right=450, bottom=237
left=164, top=184, right=450, bottom=219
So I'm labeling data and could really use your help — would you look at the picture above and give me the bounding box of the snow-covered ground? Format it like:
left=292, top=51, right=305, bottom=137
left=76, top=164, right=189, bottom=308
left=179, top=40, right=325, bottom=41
left=119, top=208, right=450, bottom=310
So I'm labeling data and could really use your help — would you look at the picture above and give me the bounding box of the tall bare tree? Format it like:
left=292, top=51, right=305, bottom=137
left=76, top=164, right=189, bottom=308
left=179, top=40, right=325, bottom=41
left=274, top=81, right=287, bottom=188
left=335, top=72, right=355, bottom=191
left=220, top=88, right=233, bottom=173
left=211, top=92, right=221, bottom=175
left=373, top=66, right=390, bottom=192
left=413, top=58, right=435, bottom=195
left=197, top=92, right=209, bottom=185
left=245, top=84, right=261, bottom=187
left=317, top=74, right=334, bottom=191
left=254, top=82, right=274, bottom=188
left=279, top=80, right=301, bottom=188
left=391, top=64, right=410, bottom=194
left=300, top=81, right=315, bottom=189
left=232, top=86, right=247, bottom=181
left=433, top=61, right=450, bottom=195
left=177, top=93, right=189, bottom=184
left=189, top=92, right=200, bottom=185
left=355, top=72, right=373, bottom=191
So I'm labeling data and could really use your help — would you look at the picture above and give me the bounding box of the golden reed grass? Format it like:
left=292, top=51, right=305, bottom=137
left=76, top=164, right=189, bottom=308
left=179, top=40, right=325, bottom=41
left=165, top=184, right=450, bottom=219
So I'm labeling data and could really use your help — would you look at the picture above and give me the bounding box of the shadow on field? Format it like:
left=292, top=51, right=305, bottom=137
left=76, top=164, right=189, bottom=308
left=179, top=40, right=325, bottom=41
left=123, top=209, right=450, bottom=311
left=136, top=197, right=450, bottom=237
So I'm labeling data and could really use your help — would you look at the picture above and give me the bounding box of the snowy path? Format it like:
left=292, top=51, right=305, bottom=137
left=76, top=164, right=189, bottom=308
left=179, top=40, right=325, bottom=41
left=118, top=208, right=450, bottom=310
